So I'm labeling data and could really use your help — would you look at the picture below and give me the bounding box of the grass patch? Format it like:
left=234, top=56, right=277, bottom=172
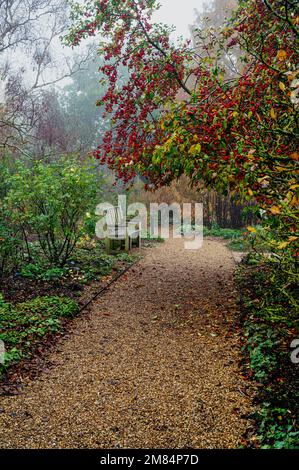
left=203, top=226, right=242, bottom=240
left=176, top=223, right=242, bottom=240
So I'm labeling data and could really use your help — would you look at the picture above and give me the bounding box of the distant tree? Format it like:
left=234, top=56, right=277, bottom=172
left=0, top=0, right=92, bottom=156
left=33, top=89, right=69, bottom=155
left=61, top=57, right=108, bottom=153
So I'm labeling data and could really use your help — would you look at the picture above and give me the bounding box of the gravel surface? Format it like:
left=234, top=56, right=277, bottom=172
left=0, top=238, right=252, bottom=449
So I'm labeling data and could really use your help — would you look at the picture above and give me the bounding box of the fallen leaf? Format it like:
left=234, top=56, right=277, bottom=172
left=270, top=206, right=281, bottom=215
left=270, top=108, right=277, bottom=120
left=277, top=49, right=287, bottom=61
left=279, top=81, right=286, bottom=92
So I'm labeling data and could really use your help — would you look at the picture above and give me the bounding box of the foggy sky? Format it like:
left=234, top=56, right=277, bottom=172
left=154, top=0, right=205, bottom=39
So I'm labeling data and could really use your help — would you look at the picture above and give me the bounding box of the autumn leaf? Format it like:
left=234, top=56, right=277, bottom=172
left=290, top=152, right=299, bottom=161
left=270, top=108, right=277, bottom=119
left=189, top=143, right=202, bottom=156
left=277, top=49, right=287, bottom=61
left=270, top=206, right=281, bottom=215
left=279, top=82, right=286, bottom=92
left=277, top=241, right=290, bottom=249
left=247, top=226, right=257, bottom=233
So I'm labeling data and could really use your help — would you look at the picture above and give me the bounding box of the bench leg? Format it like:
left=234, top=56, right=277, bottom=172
left=105, top=237, right=111, bottom=254
left=138, top=223, right=142, bottom=249
left=125, top=232, right=130, bottom=252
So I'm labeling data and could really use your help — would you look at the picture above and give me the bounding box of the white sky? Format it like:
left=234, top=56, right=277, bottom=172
left=154, top=0, right=205, bottom=39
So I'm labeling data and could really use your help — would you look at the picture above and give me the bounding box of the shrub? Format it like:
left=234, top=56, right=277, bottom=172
left=20, top=263, right=66, bottom=281
left=0, top=157, right=22, bottom=277
left=203, top=224, right=242, bottom=240
left=0, top=215, right=21, bottom=277
left=6, top=156, right=98, bottom=267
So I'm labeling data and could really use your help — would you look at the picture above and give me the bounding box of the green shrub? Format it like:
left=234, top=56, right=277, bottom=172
left=244, top=323, right=280, bottom=381
left=0, top=216, right=21, bottom=277
left=238, top=261, right=298, bottom=449
left=6, top=156, right=98, bottom=267
left=68, top=245, right=136, bottom=282
left=203, top=225, right=242, bottom=239
left=228, top=239, right=246, bottom=251
left=0, top=158, right=22, bottom=277
left=256, top=405, right=299, bottom=449
left=20, top=263, right=66, bottom=281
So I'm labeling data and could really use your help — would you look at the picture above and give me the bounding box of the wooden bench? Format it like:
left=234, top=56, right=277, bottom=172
left=105, top=206, right=141, bottom=254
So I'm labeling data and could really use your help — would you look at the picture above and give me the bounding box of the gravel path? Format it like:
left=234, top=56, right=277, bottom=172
left=0, top=238, right=252, bottom=449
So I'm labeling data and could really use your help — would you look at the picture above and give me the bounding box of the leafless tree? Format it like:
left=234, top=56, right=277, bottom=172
left=0, top=0, right=92, bottom=156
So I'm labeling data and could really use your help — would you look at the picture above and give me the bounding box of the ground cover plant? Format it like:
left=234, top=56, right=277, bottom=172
left=0, top=295, right=79, bottom=374
left=237, top=258, right=298, bottom=448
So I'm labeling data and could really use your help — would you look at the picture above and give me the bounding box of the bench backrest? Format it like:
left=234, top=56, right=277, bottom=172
left=106, top=206, right=124, bottom=226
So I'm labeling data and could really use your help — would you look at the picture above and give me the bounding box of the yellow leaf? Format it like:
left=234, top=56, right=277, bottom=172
left=270, top=108, right=276, bottom=120
left=247, top=226, right=257, bottom=233
left=291, top=196, right=299, bottom=207
left=289, top=236, right=298, bottom=242
left=277, top=49, right=287, bottom=61
left=279, top=82, right=286, bottom=92
left=270, top=206, right=281, bottom=215
left=277, top=242, right=290, bottom=249
left=248, top=189, right=254, bottom=197
left=189, top=143, right=202, bottom=156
